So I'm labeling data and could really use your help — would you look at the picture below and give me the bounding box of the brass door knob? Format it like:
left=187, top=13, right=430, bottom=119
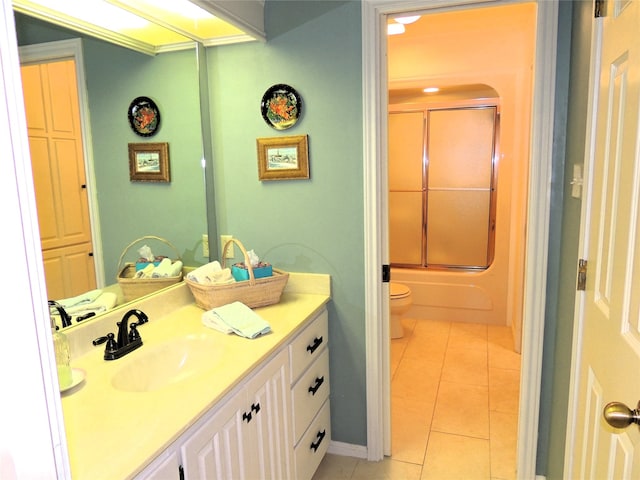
left=603, top=401, right=640, bottom=429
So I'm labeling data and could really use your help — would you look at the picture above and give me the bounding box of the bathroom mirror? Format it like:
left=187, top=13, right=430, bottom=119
left=15, top=12, right=211, bottom=329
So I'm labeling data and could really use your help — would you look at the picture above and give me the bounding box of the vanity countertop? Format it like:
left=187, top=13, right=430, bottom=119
left=60, top=274, right=330, bottom=480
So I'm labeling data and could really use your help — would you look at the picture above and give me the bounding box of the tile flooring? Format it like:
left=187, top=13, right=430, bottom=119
left=313, top=317, right=521, bottom=480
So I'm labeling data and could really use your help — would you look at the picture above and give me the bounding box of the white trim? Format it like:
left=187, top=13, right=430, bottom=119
left=362, top=1, right=558, bottom=477
left=0, top=0, right=67, bottom=476
left=327, top=441, right=368, bottom=460
left=19, top=38, right=105, bottom=289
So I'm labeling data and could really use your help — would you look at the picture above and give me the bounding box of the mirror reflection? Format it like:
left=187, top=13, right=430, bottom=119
left=15, top=11, right=212, bottom=328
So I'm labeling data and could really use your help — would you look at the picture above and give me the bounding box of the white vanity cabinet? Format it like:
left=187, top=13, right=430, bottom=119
left=135, top=307, right=329, bottom=480
left=289, top=309, right=331, bottom=480
left=180, top=348, right=292, bottom=479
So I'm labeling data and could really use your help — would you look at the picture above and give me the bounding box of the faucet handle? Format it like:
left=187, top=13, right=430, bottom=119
left=104, top=333, right=118, bottom=353
left=129, top=323, right=141, bottom=342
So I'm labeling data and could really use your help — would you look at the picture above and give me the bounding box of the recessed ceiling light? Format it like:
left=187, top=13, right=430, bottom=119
left=395, top=15, right=421, bottom=25
left=423, top=87, right=440, bottom=93
left=387, top=23, right=405, bottom=35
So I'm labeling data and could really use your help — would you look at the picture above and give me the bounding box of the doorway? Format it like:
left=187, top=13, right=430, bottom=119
left=362, top=1, right=558, bottom=478
left=386, top=4, right=533, bottom=476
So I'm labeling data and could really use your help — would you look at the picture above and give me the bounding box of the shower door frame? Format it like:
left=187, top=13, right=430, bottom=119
left=389, top=101, right=500, bottom=271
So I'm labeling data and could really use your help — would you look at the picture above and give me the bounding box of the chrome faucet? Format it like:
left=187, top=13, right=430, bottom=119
left=93, top=309, right=148, bottom=360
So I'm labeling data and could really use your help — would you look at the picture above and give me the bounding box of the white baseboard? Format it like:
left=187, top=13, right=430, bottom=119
left=536, top=476, right=546, bottom=480
left=327, top=441, right=368, bottom=459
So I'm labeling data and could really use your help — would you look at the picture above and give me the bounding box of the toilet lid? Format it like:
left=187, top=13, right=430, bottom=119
left=390, top=282, right=410, bottom=298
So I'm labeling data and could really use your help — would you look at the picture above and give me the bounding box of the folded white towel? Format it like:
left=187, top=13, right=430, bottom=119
left=187, top=261, right=235, bottom=284
left=202, top=301, right=271, bottom=339
left=57, top=289, right=103, bottom=309
left=51, top=292, right=118, bottom=324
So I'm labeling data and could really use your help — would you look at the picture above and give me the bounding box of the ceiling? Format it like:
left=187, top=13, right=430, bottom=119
left=12, top=0, right=262, bottom=55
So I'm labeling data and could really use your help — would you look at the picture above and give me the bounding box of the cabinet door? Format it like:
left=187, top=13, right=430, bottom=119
left=181, top=394, right=252, bottom=480
left=136, top=450, right=181, bottom=480
left=247, top=349, right=293, bottom=480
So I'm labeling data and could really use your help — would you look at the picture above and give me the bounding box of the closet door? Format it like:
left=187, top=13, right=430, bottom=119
left=21, top=59, right=95, bottom=298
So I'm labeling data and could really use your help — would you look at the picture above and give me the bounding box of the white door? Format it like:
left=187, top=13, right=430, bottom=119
left=568, top=1, right=640, bottom=477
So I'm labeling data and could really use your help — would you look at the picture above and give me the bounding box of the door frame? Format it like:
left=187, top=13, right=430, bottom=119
left=19, top=38, right=104, bottom=288
left=362, top=1, right=558, bottom=478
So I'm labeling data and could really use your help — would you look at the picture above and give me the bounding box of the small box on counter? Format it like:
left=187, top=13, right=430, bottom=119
left=231, top=262, right=273, bottom=281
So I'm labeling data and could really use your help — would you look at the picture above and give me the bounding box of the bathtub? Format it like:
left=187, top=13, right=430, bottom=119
left=391, top=266, right=507, bottom=325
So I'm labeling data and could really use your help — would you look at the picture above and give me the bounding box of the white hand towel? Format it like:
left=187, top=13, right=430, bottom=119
left=187, top=261, right=234, bottom=284
left=57, top=289, right=103, bottom=309
left=201, top=301, right=271, bottom=339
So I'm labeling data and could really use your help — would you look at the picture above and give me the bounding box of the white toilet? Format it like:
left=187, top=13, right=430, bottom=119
left=390, top=282, right=412, bottom=339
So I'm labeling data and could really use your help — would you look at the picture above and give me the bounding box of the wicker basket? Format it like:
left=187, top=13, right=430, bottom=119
left=117, top=235, right=183, bottom=302
left=185, top=238, right=289, bottom=310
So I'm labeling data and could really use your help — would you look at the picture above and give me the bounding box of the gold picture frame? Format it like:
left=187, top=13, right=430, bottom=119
left=257, top=135, right=309, bottom=181
left=128, top=142, right=170, bottom=182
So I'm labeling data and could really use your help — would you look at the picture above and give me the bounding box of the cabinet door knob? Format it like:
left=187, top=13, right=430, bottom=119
left=307, top=336, right=323, bottom=354
left=242, top=411, right=252, bottom=423
left=310, top=430, right=326, bottom=452
left=308, top=376, right=325, bottom=396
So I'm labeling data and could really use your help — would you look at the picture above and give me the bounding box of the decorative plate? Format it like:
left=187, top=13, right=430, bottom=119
left=128, top=96, right=161, bottom=137
left=260, top=84, right=302, bottom=130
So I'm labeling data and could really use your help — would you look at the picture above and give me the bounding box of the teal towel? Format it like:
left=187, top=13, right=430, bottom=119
left=202, top=301, right=271, bottom=339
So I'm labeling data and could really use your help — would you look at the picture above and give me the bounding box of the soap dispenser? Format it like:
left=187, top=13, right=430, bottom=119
left=51, top=317, right=72, bottom=390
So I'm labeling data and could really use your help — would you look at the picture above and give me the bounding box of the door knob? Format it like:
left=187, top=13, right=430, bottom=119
left=603, top=401, right=640, bottom=429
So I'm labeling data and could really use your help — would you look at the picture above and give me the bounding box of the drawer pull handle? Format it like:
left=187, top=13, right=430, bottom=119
left=251, top=403, right=261, bottom=414
left=242, top=411, right=252, bottom=423
left=310, top=430, right=326, bottom=452
left=307, top=336, right=323, bottom=354
left=308, top=376, right=325, bottom=396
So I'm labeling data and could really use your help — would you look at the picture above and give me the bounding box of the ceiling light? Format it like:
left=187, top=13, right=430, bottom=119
left=423, top=87, right=440, bottom=93
left=387, top=23, right=405, bottom=35
left=395, top=15, right=421, bottom=25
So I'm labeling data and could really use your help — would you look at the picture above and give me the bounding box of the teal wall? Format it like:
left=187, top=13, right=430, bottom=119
left=15, top=14, right=208, bottom=282
left=207, top=0, right=366, bottom=445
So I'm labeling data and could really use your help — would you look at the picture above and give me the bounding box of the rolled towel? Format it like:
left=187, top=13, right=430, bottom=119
left=169, top=260, right=183, bottom=277
left=135, top=264, right=155, bottom=279
left=187, top=261, right=234, bottom=284
left=151, top=258, right=175, bottom=278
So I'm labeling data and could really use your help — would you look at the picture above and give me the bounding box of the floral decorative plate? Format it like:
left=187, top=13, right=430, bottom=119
left=128, top=96, right=161, bottom=137
left=260, top=84, right=302, bottom=130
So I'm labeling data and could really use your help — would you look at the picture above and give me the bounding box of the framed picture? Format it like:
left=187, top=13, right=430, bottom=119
left=128, top=142, right=170, bottom=182
left=257, top=135, right=309, bottom=181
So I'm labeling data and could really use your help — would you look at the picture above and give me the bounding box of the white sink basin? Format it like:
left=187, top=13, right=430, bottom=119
left=111, top=335, right=221, bottom=392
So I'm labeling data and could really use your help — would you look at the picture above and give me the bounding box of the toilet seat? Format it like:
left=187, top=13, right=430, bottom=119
left=390, top=282, right=411, bottom=299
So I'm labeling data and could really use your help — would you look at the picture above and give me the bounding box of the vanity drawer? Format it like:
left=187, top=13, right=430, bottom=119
left=294, top=400, right=331, bottom=480
left=292, top=347, right=330, bottom=442
left=290, top=309, right=328, bottom=382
